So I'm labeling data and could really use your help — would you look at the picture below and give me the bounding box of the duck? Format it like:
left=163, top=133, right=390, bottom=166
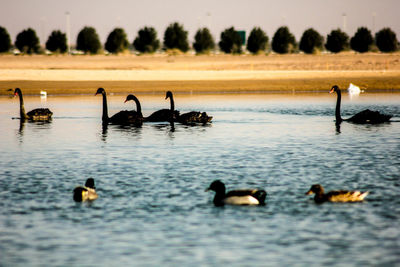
left=305, top=184, right=369, bottom=203
left=73, top=178, right=98, bottom=202
left=177, top=111, right=213, bottom=125
left=206, top=180, right=267, bottom=206
left=95, top=88, right=142, bottom=126
left=330, top=85, right=392, bottom=124
left=13, top=88, right=53, bottom=122
left=145, top=91, right=180, bottom=122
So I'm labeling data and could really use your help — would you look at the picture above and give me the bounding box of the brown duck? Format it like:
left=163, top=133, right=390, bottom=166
left=306, top=184, right=369, bottom=203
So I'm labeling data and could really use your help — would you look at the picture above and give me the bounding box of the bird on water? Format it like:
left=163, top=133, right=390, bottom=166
left=13, top=88, right=53, bottom=122
left=95, top=88, right=143, bottom=126
left=305, top=184, right=368, bottom=203
left=206, top=180, right=267, bottom=206
left=330, top=85, right=392, bottom=124
left=73, top=178, right=98, bottom=202
left=145, top=91, right=180, bottom=122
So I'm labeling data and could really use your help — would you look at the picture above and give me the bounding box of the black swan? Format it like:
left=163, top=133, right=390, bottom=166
left=145, top=91, right=179, bottom=122
left=330, top=85, right=392, bottom=124
left=13, top=88, right=53, bottom=121
left=73, top=178, right=98, bottom=202
left=206, top=180, right=267, bottom=206
left=123, top=94, right=144, bottom=126
left=306, top=184, right=368, bottom=203
left=178, top=111, right=213, bottom=125
left=95, top=88, right=142, bottom=126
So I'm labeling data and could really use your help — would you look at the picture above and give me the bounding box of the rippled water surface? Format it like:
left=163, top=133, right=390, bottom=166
left=1, top=92, right=399, bottom=266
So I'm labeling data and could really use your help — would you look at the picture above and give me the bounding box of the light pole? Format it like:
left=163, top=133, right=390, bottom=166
left=372, top=12, right=376, bottom=33
left=342, top=13, right=347, bottom=33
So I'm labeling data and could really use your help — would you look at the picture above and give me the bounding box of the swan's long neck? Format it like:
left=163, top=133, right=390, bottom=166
left=335, top=89, right=343, bottom=123
left=133, top=97, right=142, bottom=117
left=101, top=91, right=109, bottom=123
left=17, top=90, right=27, bottom=120
left=169, top=94, right=175, bottom=111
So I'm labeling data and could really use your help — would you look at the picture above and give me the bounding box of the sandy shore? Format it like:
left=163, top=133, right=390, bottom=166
left=1, top=53, right=399, bottom=95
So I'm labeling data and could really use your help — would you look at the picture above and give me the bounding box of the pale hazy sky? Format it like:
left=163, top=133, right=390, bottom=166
left=1, top=0, right=399, bottom=46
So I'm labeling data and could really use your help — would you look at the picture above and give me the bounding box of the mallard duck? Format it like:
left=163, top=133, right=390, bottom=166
left=330, top=85, right=392, bottom=124
left=145, top=91, right=179, bottom=122
left=13, top=88, right=53, bottom=122
left=206, top=180, right=266, bottom=206
left=73, top=178, right=98, bottom=202
left=305, top=184, right=369, bottom=203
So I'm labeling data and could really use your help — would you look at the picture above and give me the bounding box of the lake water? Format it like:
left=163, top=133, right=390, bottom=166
left=0, top=92, right=399, bottom=266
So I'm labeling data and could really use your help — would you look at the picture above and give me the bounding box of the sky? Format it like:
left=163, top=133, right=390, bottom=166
left=1, top=0, right=399, bottom=46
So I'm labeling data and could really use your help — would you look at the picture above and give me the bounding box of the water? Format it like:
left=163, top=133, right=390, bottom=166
left=1, top=92, right=399, bottom=266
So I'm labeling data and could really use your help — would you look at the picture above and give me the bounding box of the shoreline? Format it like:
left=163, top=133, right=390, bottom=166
left=1, top=53, right=399, bottom=95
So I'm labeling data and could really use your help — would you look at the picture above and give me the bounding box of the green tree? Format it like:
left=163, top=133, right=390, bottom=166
left=163, top=22, right=189, bottom=52
left=0, top=26, right=12, bottom=53
left=325, top=29, right=349, bottom=53
left=105, top=28, right=129, bottom=53
left=375, top=27, right=398, bottom=52
left=193, top=28, right=215, bottom=54
left=350, top=27, right=373, bottom=53
left=46, top=30, right=67, bottom=53
left=246, top=27, right=268, bottom=54
left=299, top=28, right=323, bottom=54
left=15, top=28, right=40, bottom=54
left=271, top=26, right=296, bottom=54
left=133, top=26, right=160, bottom=53
left=76, top=26, right=101, bottom=54
left=219, top=27, right=242, bottom=54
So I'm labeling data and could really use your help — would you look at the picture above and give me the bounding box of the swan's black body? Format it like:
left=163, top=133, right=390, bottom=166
left=14, top=88, right=53, bottom=122
left=145, top=91, right=179, bottom=122
left=95, top=88, right=143, bottom=126
left=178, top=111, right=213, bottom=125
left=123, top=94, right=144, bottom=126
left=330, top=85, right=392, bottom=124
left=206, top=180, right=267, bottom=206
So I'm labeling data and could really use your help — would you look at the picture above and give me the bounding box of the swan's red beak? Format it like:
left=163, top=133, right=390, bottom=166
left=329, top=88, right=334, bottom=94
left=124, top=100, right=128, bottom=103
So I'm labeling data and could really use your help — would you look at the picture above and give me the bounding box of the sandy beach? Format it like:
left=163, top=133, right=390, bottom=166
left=1, top=52, right=399, bottom=95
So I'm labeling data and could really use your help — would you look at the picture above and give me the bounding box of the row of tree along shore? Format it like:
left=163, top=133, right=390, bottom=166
left=0, top=22, right=398, bottom=55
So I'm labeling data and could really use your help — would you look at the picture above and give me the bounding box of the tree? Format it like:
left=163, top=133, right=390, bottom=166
left=375, top=28, right=398, bottom=52
left=163, top=22, right=189, bottom=52
left=133, top=26, right=160, bottom=53
left=0, top=26, right=11, bottom=53
left=350, top=27, right=373, bottom=53
left=271, top=26, right=296, bottom=54
left=299, top=28, right=323, bottom=54
left=15, top=28, right=40, bottom=54
left=219, top=27, right=242, bottom=54
left=46, top=30, right=67, bottom=53
left=105, top=28, right=129, bottom=53
left=193, top=28, right=215, bottom=54
left=325, top=29, right=349, bottom=53
left=76, top=26, right=101, bottom=54
left=246, top=27, right=268, bottom=54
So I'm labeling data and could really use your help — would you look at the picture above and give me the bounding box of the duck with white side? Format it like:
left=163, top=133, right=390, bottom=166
left=206, top=180, right=267, bottom=206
